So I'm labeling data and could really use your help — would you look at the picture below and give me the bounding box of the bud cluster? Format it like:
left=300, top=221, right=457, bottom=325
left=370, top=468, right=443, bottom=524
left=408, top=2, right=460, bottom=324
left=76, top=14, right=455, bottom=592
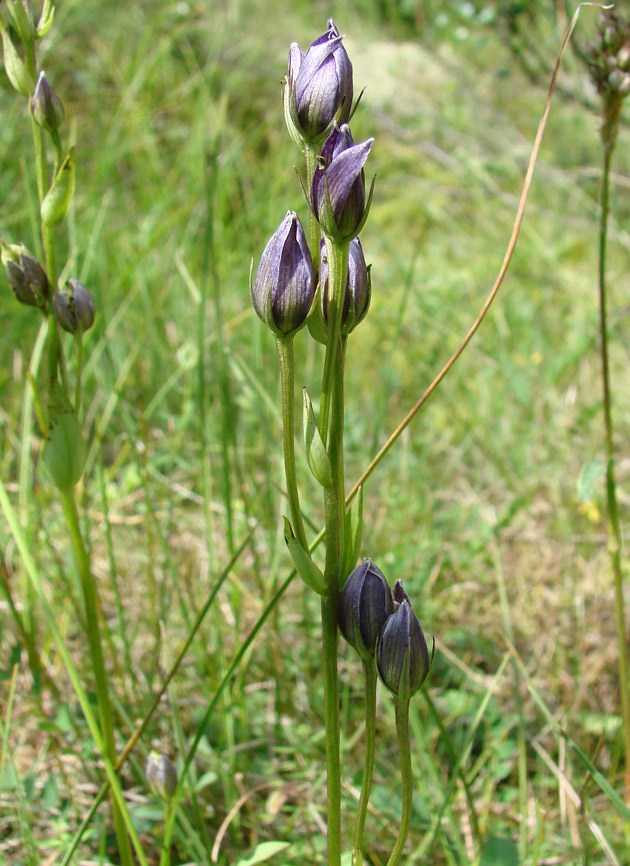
left=586, top=11, right=630, bottom=98
left=252, top=19, right=373, bottom=341
left=339, top=560, right=432, bottom=699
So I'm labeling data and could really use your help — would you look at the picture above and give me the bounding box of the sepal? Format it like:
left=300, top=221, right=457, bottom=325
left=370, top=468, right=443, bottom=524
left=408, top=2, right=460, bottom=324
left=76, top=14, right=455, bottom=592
left=283, top=517, right=326, bottom=594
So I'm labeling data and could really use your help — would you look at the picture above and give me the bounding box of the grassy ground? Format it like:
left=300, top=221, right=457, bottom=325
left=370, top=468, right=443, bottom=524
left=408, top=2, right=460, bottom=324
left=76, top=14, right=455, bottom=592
left=1, top=1, right=629, bottom=864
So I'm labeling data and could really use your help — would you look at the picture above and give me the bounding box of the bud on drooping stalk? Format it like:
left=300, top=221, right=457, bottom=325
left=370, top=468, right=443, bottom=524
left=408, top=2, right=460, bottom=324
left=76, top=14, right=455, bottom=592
left=311, top=123, right=374, bottom=242
left=587, top=11, right=630, bottom=150
left=53, top=279, right=95, bottom=334
left=2, top=242, right=50, bottom=309
left=252, top=211, right=314, bottom=339
left=32, top=71, right=65, bottom=132
left=376, top=580, right=431, bottom=699
left=145, top=751, right=178, bottom=800
left=320, top=237, right=371, bottom=336
left=285, top=19, right=353, bottom=146
left=339, top=559, right=394, bottom=662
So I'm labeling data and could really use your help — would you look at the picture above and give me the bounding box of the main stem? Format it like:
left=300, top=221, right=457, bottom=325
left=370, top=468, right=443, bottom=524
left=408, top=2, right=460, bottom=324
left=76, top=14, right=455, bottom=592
left=319, top=240, right=349, bottom=445
left=321, top=581, right=342, bottom=866
left=60, top=488, right=133, bottom=865
left=352, top=658, right=377, bottom=866
left=598, top=142, right=630, bottom=800
left=386, top=698, right=412, bottom=866
left=277, top=337, right=308, bottom=550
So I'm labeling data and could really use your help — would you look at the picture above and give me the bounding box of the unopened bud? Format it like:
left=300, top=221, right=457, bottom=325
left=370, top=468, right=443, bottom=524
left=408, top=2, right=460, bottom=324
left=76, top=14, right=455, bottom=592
left=376, top=581, right=432, bottom=699
left=339, top=559, right=393, bottom=661
left=33, top=71, right=65, bottom=132
left=53, top=280, right=95, bottom=334
left=145, top=751, right=178, bottom=800
left=3, top=243, right=49, bottom=309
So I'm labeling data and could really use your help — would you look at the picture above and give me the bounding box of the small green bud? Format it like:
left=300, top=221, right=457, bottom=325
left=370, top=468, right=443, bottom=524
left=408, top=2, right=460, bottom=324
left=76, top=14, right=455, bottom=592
left=145, top=751, right=178, bottom=800
left=3, top=243, right=49, bottom=309
left=53, top=280, right=95, bottom=334
left=1, top=26, right=35, bottom=97
left=5, top=0, right=34, bottom=42
left=35, top=0, right=55, bottom=39
left=33, top=71, right=65, bottom=132
left=41, top=150, right=75, bottom=227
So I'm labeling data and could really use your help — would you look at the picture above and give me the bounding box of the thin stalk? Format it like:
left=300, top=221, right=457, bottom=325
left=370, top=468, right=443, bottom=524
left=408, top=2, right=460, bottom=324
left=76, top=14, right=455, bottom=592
left=59, top=488, right=133, bottom=866
left=352, top=658, right=377, bottom=866
left=304, top=143, right=321, bottom=284
left=597, top=142, right=630, bottom=800
left=329, top=337, right=346, bottom=574
left=321, top=586, right=342, bottom=866
left=386, top=698, right=413, bottom=866
left=277, top=337, right=308, bottom=549
left=319, top=240, right=349, bottom=445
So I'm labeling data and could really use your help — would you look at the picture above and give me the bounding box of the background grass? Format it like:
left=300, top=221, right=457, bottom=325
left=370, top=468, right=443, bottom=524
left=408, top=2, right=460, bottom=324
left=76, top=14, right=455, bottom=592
left=1, top=0, right=629, bottom=863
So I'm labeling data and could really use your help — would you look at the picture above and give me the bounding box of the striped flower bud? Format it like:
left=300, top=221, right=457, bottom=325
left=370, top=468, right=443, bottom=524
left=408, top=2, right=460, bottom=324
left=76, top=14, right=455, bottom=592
left=33, top=71, right=65, bottom=132
left=286, top=20, right=353, bottom=144
left=53, top=280, right=95, bottom=334
left=376, top=581, right=431, bottom=699
left=339, top=559, right=394, bottom=661
left=311, top=123, right=374, bottom=242
left=252, top=211, right=314, bottom=339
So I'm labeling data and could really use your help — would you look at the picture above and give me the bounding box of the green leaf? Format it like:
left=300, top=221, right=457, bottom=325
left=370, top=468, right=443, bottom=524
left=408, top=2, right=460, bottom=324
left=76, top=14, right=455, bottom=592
left=303, top=388, right=332, bottom=488
left=233, top=841, right=290, bottom=866
left=342, top=486, right=363, bottom=580
left=480, top=836, right=519, bottom=866
left=41, top=149, right=76, bottom=227
left=577, top=459, right=605, bottom=504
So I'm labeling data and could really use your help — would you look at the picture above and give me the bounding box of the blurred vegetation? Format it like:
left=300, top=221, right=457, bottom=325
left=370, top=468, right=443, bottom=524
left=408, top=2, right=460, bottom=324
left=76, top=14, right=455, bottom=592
left=1, top=0, right=629, bottom=864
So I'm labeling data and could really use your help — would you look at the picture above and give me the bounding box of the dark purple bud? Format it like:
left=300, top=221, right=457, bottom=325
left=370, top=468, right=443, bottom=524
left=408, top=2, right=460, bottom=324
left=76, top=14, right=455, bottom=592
left=377, top=586, right=431, bottom=699
left=287, top=19, right=353, bottom=143
left=311, top=124, right=374, bottom=241
left=252, top=211, right=314, bottom=339
left=4, top=245, right=49, bottom=309
left=319, top=237, right=370, bottom=336
left=145, top=751, right=178, bottom=800
left=339, top=559, right=394, bottom=661
left=32, top=71, right=65, bottom=132
left=53, top=279, right=95, bottom=334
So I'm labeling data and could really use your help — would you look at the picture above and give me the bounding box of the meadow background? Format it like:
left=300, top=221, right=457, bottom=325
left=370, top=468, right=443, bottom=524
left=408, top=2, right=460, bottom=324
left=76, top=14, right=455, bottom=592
left=1, top=0, right=629, bottom=863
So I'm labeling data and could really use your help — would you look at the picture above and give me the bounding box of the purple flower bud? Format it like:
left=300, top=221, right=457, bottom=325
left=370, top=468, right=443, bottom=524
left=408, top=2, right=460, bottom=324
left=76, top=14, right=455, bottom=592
left=4, top=245, right=49, bottom=309
left=252, top=211, right=314, bottom=339
left=320, top=237, right=371, bottom=336
left=311, top=124, right=374, bottom=241
left=32, top=71, right=65, bottom=132
left=339, top=559, right=394, bottom=661
left=145, top=751, right=178, bottom=800
left=287, top=20, right=353, bottom=143
left=53, top=279, right=95, bottom=334
left=377, top=583, right=431, bottom=699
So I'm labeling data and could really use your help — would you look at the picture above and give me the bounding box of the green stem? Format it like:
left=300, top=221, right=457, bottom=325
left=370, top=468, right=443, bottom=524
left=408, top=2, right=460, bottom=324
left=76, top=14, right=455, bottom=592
left=386, top=698, right=413, bottom=866
left=59, top=488, right=134, bottom=866
left=352, top=658, right=377, bottom=866
left=330, top=336, right=346, bottom=575
left=277, top=336, right=308, bottom=550
left=321, top=587, right=342, bottom=866
left=304, top=143, right=321, bottom=285
left=319, top=240, right=349, bottom=445
left=597, top=142, right=630, bottom=799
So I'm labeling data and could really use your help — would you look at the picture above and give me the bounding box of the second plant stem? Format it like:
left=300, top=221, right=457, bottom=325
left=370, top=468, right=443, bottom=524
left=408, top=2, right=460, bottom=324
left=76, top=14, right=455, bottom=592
left=352, top=658, right=377, bottom=866
left=60, top=487, right=134, bottom=866
left=386, top=697, right=413, bottom=866
left=598, top=142, right=630, bottom=800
